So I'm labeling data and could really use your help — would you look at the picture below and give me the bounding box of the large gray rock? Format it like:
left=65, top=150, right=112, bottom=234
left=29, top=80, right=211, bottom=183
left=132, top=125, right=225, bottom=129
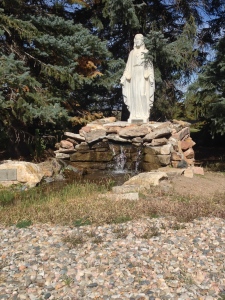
left=106, top=134, right=131, bottom=143
left=64, top=132, right=85, bottom=142
left=144, top=144, right=172, bottom=155
left=123, top=171, right=168, bottom=188
left=85, top=129, right=106, bottom=144
left=143, top=127, right=172, bottom=141
left=0, top=161, right=44, bottom=188
left=119, top=126, right=149, bottom=138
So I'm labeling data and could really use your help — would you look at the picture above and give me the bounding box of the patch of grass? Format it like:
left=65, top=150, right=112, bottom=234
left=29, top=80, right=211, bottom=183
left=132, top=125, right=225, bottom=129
left=92, top=236, right=103, bottom=244
left=16, top=220, right=32, bottom=228
left=1, top=175, right=225, bottom=226
left=140, top=226, right=160, bottom=239
left=61, top=275, right=73, bottom=286
left=169, top=222, right=186, bottom=230
left=73, top=218, right=92, bottom=227
left=111, top=215, right=132, bottom=224
left=0, top=189, right=15, bottom=206
left=112, top=227, right=128, bottom=239
left=218, top=292, right=225, bottom=300
left=63, top=234, right=85, bottom=248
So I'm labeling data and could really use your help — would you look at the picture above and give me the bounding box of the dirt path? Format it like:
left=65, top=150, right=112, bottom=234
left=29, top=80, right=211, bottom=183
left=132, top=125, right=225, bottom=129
left=171, top=171, right=225, bottom=198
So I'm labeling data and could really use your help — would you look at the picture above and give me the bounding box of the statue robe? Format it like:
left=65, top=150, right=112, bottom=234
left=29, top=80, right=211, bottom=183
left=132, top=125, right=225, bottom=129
left=121, top=48, right=155, bottom=123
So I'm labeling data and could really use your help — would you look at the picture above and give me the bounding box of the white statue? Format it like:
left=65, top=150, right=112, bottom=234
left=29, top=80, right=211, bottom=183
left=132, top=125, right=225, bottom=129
left=120, top=34, right=155, bottom=123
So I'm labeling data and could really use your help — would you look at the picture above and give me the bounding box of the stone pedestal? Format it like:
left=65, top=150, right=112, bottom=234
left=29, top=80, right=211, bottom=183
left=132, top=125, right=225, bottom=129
left=55, top=118, right=196, bottom=173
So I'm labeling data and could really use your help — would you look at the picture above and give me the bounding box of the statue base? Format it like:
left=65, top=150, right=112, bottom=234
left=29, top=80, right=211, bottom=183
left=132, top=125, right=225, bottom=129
left=128, top=118, right=149, bottom=124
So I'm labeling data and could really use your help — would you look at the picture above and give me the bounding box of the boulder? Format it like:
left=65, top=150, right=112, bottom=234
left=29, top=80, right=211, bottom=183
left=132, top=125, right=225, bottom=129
left=79, top=126, right=92, bottom=136
left=183, top=147, right=195, bottom=159
left=119, top=126, right=149, bottom=138
left=132, top=137, right=143, bottom=143
left=66, top=138, right=78, bottom=145
left=106, top=134, right=131, bottom=143
left=75, top=142, right=90, bottom=151
left=38, top=158, right=64, bottom=177
left=141, top=162, right=161, bottom=171
left=100, top=192, right=139, bottom=201
left=0, top=161, right=44, bottom=188
left=55, top=148, right=76, bottom=153
left=172, top=127, right=190, bottom=140
left=144, top=144, right=172, bottom=155
left=181, top=138, right=196, bottom=151
left=184, top=168, right=194, bottom=178
left=150, top=138, right=168, bottom=146
left=171, top=152, right=182, bottom=161
left=192, top=166, right=204, bottom=175
left=60, top=140, right=74, bottom=149
left=64, top=132, right=85, bottom=142
left=143, top=127, right=172, bottom=141
left=123, top=171, right=168, bottom=188
left=112, top=185, right=142, bottom=193
left=105, top=126, right=122, bottom=134
left=156, top=167, right=185, bottom=177
left=91, top=141, right=109, bottom=149
left=70, top=151, right=113, bottom=162
left=91, top=117, right=116, bottom=124
left=85, top=129, right=106, bottom=144
left=157, top=155, right=171, bottom=166
left=55, top=153, right=70, bottom=159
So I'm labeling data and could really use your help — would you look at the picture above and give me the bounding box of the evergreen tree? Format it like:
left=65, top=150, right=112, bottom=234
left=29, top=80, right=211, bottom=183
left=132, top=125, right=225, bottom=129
left=185, top=35, right=225, bottom=137
left=0, top=0, right=123, bottom=157
left=72, top=0, right=224, bottom=120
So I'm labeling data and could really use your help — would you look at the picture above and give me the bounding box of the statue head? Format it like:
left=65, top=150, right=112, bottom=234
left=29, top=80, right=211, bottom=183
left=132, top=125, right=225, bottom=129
left=134, top=34, right=145, bottom=49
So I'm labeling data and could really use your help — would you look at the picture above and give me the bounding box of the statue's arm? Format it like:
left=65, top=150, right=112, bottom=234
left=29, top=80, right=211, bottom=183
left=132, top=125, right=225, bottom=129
left=120, top=51, right=133, bottom=84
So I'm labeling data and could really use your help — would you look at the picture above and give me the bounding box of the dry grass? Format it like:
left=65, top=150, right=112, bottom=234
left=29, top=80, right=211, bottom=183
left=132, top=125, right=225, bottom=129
left=0, top=180, right=225, bottom=226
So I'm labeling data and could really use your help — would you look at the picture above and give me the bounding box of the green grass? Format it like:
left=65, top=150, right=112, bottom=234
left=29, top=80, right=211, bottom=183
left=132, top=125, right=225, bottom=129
left=1, top=176, right=225, bottom=227
left=16, top=220, right=32, bottom=228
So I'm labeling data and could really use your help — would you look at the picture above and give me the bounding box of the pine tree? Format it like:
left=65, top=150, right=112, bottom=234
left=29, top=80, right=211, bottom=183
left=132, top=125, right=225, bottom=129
left=0, top=1, right=123, bottom=157
left=185, top=35, right=225, bottom=137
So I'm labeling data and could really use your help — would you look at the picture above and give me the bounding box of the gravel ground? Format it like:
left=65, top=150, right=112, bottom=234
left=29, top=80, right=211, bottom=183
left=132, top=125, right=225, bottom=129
left=1, top=217, right=225, bottom=300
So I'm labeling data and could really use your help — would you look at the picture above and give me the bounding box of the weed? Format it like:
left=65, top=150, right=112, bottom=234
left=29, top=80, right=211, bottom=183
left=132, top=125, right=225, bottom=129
left=218, top=292, right=225, bottom=300
left=73, top=218, right=91, bottom=227
left=86, top=230, right=96, bottom=238
left=179, top=269, right=196, bottom=285
left=112, top=216, right=132, bottom=224
left=150, top=213, right=159, bottom=219
left=61, top=275, right=73, bottom=286
left=63, top=234, right=85, bottom=248
left=170, top=222, right=186, bottom=230
left=112, top=227, right=127, bottom=239
left=140, top=226, right=160, bottom=239
left=92, top=236, right=103, bottom=244
left=0, top=190, right=15, bottom=207
left=16, top=220, right=32, bottom=228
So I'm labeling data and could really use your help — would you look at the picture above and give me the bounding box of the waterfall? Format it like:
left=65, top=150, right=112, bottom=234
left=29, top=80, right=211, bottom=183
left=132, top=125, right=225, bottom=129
left=114, top=146, right=127, bottom=172
left=135, top=147, right=142, bottom=173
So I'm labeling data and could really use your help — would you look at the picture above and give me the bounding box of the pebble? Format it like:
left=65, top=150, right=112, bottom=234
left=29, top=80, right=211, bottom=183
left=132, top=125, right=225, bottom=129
left=1, top=217, right=225, bottom=299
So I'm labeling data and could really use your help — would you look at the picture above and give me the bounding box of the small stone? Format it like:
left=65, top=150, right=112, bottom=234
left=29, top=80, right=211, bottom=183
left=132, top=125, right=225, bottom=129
left=87, top=283, right=98, bottom=288
left=44, top=293, right=51, bottom=299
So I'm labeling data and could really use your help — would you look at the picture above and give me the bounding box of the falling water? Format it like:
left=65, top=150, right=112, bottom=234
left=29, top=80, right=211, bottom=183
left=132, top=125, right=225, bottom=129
left=135, top=147, right=142, bottom=173
left=109, top=144, right=127, bottom=173
left=114, top=146, right=127, bottom=173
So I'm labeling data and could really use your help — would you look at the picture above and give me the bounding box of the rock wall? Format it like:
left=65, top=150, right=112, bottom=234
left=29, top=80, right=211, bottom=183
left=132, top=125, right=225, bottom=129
left=55, top=117, right=196, bottom=173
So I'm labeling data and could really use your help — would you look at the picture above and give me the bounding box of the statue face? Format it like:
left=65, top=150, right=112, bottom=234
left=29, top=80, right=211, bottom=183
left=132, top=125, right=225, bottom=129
left=134, top=36, right=144, bottom=48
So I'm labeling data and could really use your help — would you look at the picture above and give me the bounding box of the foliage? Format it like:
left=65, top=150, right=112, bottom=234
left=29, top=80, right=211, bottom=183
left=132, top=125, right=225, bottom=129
left=1, top=174, right=225, bottom=226
left=0, top=2, right=122, bottom=158
left=16, top=219, right=32, bottom=228
left=185, top=35, right=225, bottom=137
left=73, top=0, right=224, bottom=120
left=0, top=0, right=225, bottom=157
